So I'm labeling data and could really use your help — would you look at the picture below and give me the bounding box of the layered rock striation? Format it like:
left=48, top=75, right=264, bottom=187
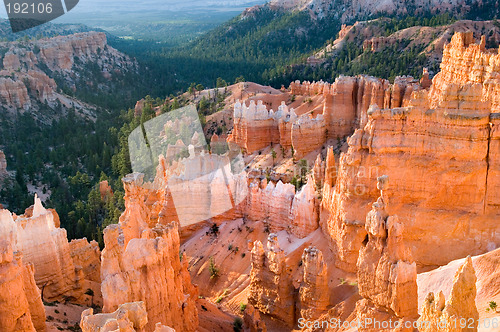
left=0, top=32, right=137, bottom=117
left=356, top=176, right=418, bottom=318
left=229, top=76, right=418, bottom=158
left=322, top=32, right=500, bottom=272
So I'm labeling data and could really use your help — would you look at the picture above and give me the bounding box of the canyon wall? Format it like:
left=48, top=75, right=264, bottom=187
left=323, top=32, right=500, bottom=272
left=100, top=173, right=198, bottom=332
left=229, top=76, right=419, bottom=158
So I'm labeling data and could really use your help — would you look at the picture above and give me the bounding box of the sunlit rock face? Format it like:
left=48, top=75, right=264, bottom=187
left=0, top=195, right=98, bottom=303
left=230, top=76, right=417, bottom=159
left=418, top=256, right=479, bottom=332
left=0, top=209, right=46, bottom=332
left=322, top=32, right=500, bottom=272
left=80, top=301, right=148, bottom=332
left=100, top=173, right=198, bottom=332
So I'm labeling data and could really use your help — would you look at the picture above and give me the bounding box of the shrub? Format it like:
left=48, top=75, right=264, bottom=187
left=233, top=317, right=243, bottom=332
left=209, top=257, right=219, bottom=279
left=240, top=303, right=247, bottom=312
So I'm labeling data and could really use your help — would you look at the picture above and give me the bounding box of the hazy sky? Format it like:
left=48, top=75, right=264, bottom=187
left=0, top=0, right=268, bottom=19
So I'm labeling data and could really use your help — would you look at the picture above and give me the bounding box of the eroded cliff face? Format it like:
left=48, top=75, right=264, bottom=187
left=229, top=76, right=418, bottom=159
left=0, top=32, right=137, bottom=119
left=245, top=177, right=319, bottom=238
left=323, top=32, right=500, bottom=272
left=0, top=209, right=46, bottom=331
left=0, top=195, right=100, bottom=304
left=100, top=173, right=198, bottom=332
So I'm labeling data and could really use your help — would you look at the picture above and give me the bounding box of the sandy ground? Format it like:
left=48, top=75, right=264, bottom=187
left=181, top=217, right=358, bottom=331
left=45, top=302, right=88, bottom=331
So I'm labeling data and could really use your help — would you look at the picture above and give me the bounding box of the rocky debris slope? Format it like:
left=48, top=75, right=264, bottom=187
left=0, top=195, right=100, bottom=304
left=100, top=173, right=198, bottom=332
left=418, top=256, right=479, bottom=332
left=322, top=32, right=500, bottom=272
left=0, top=209, right=46, bottom=331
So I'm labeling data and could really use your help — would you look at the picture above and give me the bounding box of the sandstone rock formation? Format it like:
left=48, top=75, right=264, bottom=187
left=249, top=234, right=295, bottom=326
left=229, top=76, right=418, bottom=158
left=0, top=209, right=46, bottom=331
left=418, top=256, right=479, bottom=332
left=322, top=32, right=500, bottom=272
left=298, top=247, right=329, bottom=320
left=243, top=304, right=267, bottom=332
left=69, top=238, right=102, bottom=306
left=0, top=195, right=98, bottom=303
left=356, top=176, right=418, bottom=318
left=246, top=177, right=319, bottom=238
left=100, top=173, right=198, bottom=332
left=80, top=301, right=148, bottom=332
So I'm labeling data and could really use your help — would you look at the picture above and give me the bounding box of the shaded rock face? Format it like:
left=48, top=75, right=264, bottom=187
left=69, top=238, right=102, bottom=306
left=418, top=256, right=479, bottom=332
left=322, top=32, right=500, bottom=272
left=0, top=195, right=100, bottom=303
left=248, top=234, right=295, bottom=326
left=80, top=301, right=148, bottom=332
left=0, top=210, right=46, bottom=332
left=100, top=173, right=198, bottom=332
left=356, top=176, right=418, bottom=318
left=298, top=246, right=329, bottom=320
left=243, top=304, right=267, bottom=332
left=229, top=76, right=417, bottom=159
